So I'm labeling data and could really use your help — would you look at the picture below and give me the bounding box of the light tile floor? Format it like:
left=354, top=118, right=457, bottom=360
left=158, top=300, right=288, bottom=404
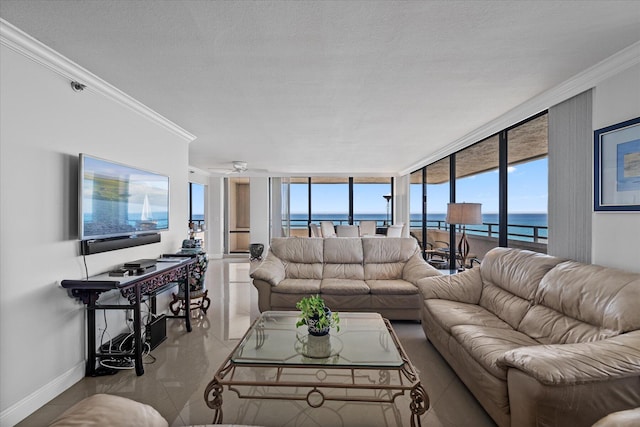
left=17, top=259, right=496, bottom=427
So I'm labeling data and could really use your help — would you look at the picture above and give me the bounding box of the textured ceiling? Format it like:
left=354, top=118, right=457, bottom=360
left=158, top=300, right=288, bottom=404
left=1, top=1, right=639, bottom=176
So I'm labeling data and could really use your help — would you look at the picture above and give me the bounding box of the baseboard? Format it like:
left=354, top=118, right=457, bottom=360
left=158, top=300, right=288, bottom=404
left=208, top=253, right=223, bottom=259
left=0, top=362, right=84, bottom=426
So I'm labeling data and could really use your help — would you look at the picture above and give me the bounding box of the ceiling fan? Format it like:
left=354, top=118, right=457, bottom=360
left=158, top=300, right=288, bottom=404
left=208, top=161, right=268, bottom=175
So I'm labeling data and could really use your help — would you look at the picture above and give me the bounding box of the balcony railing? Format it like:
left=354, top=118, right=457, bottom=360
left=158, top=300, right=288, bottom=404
left=286, top=218, right=547, bottom=244
left=412, top=220, right=547, bottom=244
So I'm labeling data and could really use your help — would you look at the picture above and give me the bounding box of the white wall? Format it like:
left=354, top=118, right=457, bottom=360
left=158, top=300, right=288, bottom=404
left=207, top=176, right=225, bottom=259
left=250, top=177, right=271, bottom=250
left=592, top=63, right=640, bottom=272
left=0, top=41, right=192, bottom=424
left=395, top=174, right=410, bottom=235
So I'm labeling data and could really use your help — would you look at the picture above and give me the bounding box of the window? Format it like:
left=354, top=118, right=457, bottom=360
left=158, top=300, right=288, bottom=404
left=455, top=135, right=500, bottom=257
left=426, top=157, right=451, bottom=252
left=311, top=177, right=350, bottom=225
left=189, top=182, right=206, bottom=247
left=507, top=114, right=548, bottom=249
left=189, top=182, right=205, bottom=231
left=410, top=169, right=425, bottom=251
left=353, top=177, right=393, bottom=227
left=284, top=176, right=393, bottom=236
left=289, top=178, right=309, bottom=237
left=411, top=111, right=549, bottom=262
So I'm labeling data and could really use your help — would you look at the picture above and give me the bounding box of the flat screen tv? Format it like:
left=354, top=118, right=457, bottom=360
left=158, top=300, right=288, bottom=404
left=79, top=154, right=170, bottom=240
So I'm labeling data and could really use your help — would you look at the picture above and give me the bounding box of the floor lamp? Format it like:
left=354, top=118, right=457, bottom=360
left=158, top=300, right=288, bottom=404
left=446, top=203, right=482, bottom=270
left=383, top=194, right=392, bottom=226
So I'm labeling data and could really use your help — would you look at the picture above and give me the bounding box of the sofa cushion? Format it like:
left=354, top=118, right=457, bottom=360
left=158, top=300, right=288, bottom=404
left=323, top=264, right=365, bottom=280
left=320, top=279, right=369, bottom=295
left=270, top=237, right=323, bottom=263
left=322, top=294, right=371, bottom=310
left=270, top=279, right=321, bottom=294
left=478, top=247, right=564, bottom=329
left=517, top=261, right=640, bottom=344
left=451, top=325, right=540, bottom=380
left=424, top=299, right=513, bottom=333
left=323, top=238, right=365, bottom=279
left=362, top=237, right=417, bottom=263
left=363, top=238, right=418, bottom=280
left=533, top=261, right=640, bottom=334
left=284, top=263, right=324, bottom=280
left=518, top=304, right=619, bottom=345
left=323, top=238, right=364, bottom=263
left=270, top=237, right=324, bottom=280
left=367, top=279, right=419, bottom=295
left=371, top=293, right=421, bottom=309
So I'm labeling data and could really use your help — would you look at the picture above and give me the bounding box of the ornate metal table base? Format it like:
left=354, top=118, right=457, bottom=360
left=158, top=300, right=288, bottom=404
left=203, top=314, right=430, bottom=425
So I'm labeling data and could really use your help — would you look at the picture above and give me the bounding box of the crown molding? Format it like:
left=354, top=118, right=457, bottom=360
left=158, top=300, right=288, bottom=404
left=0, top=18, right=197, bottom=143
left=400, top=41, right=640, bottom=176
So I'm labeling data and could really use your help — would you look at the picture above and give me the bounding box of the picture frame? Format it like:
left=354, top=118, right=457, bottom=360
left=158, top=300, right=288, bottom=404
left=594, top=116, right=640, bottom=211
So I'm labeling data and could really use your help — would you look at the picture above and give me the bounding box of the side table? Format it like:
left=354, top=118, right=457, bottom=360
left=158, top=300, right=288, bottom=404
left=169, top=250, right=210, bottom=316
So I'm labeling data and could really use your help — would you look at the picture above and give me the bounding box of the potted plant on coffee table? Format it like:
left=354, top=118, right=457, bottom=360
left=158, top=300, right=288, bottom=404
left=295, top=295, right=340, bottom=336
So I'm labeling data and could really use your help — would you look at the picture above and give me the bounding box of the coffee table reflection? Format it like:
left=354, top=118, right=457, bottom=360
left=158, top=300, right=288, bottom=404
left=204, top=311, right=429, bottom=426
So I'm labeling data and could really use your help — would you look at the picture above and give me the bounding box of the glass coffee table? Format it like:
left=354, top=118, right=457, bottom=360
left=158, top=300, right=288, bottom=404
left=204, top=311, right=429, bottom=426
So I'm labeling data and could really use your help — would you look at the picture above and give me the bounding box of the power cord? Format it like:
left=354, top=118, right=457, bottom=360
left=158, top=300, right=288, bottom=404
left=82, top=253, right=89, bottom=280
left=100, top=358, right=134, bottom=370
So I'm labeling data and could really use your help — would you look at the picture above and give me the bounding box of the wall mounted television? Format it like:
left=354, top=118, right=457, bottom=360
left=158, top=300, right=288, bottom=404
left=79, top=154, right=170, bottom=242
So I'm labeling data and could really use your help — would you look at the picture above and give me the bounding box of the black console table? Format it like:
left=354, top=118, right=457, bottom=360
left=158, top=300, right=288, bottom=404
left=61, top=256, right=196, bottom=376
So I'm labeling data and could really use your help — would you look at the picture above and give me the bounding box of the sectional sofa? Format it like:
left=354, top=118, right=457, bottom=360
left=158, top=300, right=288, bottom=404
left=250, top=237, right=441, bottom=320
left=417, top=247, right=640, bottom=427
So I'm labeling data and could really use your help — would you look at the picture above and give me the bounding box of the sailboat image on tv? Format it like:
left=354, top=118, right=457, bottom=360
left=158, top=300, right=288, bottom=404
left=137, top=194, right=158, bottom=231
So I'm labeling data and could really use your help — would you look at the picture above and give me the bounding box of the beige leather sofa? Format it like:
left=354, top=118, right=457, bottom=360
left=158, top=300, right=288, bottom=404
left=251, top=237, right=440, bottom=320
left=417, top=247, right=640, bottom=427
left=48, top=393, right=262, bottom=427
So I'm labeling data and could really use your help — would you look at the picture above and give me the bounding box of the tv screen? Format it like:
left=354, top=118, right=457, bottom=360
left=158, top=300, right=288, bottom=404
left=80, top=154, right=170, bottom=240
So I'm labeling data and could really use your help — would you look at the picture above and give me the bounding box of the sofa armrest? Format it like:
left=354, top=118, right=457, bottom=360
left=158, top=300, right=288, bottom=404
left=498, top=331, right=640, bottom=386
left=249, top=251, right=285, bottom=286
left=49, top=394, right=168, bottom=427
left=402, top=252, right=441, bottom=284
left=416, top=267, right=482, bottom=304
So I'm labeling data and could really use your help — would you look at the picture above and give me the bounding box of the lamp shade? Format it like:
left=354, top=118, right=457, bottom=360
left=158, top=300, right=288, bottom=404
left=446, top=203, right=482, bottom=225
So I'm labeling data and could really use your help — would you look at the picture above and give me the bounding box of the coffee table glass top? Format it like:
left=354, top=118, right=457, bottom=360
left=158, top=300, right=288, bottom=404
left=232, top=311, right=404, bottom=367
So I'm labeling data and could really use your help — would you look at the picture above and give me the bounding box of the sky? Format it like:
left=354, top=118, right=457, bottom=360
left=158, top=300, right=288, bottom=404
left=189, top=158, right=548, bottom=217
left=290, top=158, right=548, bottom=215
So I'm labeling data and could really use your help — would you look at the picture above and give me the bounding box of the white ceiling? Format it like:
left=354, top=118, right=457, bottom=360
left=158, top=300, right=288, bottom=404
left=1, top=1, right=639, bottom=176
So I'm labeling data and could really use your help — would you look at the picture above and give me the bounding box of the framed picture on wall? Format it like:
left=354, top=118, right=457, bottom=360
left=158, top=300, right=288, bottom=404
left=594, top=116, right=640, bottom=211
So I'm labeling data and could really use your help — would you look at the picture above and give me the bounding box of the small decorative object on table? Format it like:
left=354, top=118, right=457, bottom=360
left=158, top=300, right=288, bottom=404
left=249, top=243, right=264, bottom=261
left=295, top=295, right=340, bottom=336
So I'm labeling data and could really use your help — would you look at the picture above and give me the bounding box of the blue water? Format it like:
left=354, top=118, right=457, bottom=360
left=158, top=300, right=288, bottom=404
left=290, top=213, right=546, bottom=225
left=289, top=213, right=548, bottom=240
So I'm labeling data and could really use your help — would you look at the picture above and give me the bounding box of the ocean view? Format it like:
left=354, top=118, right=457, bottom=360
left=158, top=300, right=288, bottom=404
left=288, top=213, right=548, bottom=241
left=290, top=213, right=547, bottom=226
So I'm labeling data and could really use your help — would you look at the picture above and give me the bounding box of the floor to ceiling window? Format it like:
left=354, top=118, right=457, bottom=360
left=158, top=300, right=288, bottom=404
left=288, top=177, right=309, bottom=237
left=353, top=177, right=393, bottom=227
left=507, top=113, right=548, bottom=249
left=410, top=169, right=425, bottom=250
left=425, top=157, right=451, bottom=252
left=411, top=111, right=548, bottom=263
left=189, top=182, right=206, bottom=246
left=282, top=177, right=393, bottom=236
left=311, top=177, right=350, bottom=225
left=455, top=135, right=500, bottom=258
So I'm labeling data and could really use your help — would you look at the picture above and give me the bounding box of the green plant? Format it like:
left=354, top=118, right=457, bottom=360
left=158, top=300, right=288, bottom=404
left=295, top=295, right=340, bottom=332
